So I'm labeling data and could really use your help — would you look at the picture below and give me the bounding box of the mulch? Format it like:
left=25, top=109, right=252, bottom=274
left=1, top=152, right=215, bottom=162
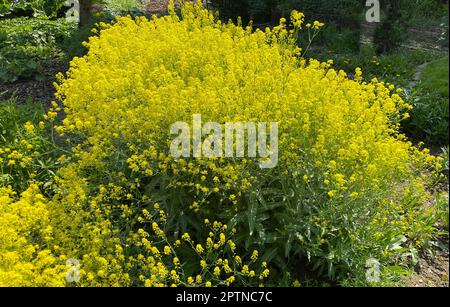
left=0, top=60, right=68, bottom=106
left=145, top=0, right=170, bottom=14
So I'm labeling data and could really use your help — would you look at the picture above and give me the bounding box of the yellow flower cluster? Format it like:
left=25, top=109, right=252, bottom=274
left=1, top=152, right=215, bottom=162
left=0, top=185, right=66, bottom=286
left=0, top=121, right=53, bottom=192
left=130, top=210, right=268, bottom=287
left=1, top=173, right=265, bottom=286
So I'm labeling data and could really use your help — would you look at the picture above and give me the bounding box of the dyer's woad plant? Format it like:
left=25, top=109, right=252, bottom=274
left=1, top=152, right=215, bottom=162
left=0, top=2, right=445, bottom=286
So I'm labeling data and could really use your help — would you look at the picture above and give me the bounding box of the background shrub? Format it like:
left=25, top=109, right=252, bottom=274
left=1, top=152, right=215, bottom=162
left=0, top=0, right=68, bottom=18
left=101, top=0, right=151, bottom=17
left=401, top=57, right=449, bottom=146
left=0, top=17, right=76, bottom=82
left=209, top=0, right=448, bottom=55
left=405, top=88, right=449, bottom=146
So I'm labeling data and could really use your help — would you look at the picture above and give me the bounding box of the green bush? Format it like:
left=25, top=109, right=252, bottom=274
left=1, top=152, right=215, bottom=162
left=312, top=22, right=361, bottom=54
left=404, top=0, right=449, bottom=25
left=208, top=0, right=250, bottom=23
left=0, top=0, right=67, bottom=18
left=403, top=57, right=449, bottom=146
left=373, top=0, right=408, bottom=54
left=210, top=0, right=364, bottom=24
left=211, top=0, right=365, bottom=53
left=421, top=57, right=449, bottom=98
left=61, top=14, right=112, bottom=59
left=405, top=86, right=449, bottom=146
left=0, top=98, right=44, bottom=143
left=101, top=0, right=151, bottom=17
left=0, top=17, right=76, bottom=82
left=314, top=48, right=439, bottom=87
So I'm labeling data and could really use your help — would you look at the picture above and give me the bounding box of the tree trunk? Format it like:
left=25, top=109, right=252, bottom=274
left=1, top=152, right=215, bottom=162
left=79, top=0, right=92, bottom=26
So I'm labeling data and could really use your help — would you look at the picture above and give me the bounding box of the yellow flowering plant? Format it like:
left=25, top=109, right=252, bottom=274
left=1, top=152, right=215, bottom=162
left=0, top=1, right=447, bottom=286
left=0, top=100, right=66, bottom=193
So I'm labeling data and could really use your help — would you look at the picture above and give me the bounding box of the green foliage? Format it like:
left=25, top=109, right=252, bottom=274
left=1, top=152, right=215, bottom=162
left=406, top=86, right=449, bottom=146
left=0, top=0, right=67, bottom=18
left=208, top=0, right=250, bottom=23
left=438, top=19, right=449, bottom=48
left=312, top=22, right=361, bottom=54
left=437, top=146, right=449, bottom=193
left=27, top=0, right=67, bottom=17
left=247, top=0, right=278, bottom=23
left=421, top=57, right=449, bottom=98
left=101, top=0, right=150, bottom=17
left=0, top=17, right=76, bottom=83
left=373, top=21, right=406, bottom=55
left=373, top=0, right=409, bottom=54
left=211, top=0, right=448, bottom=55
left=297, top=0, right=364, bottom=53
left=314, top=48, right=439, bottom=87
left=404, top=57, right=449, bottom=146
left=373, top=0, right=448, bottom=54
left=211, top=0, right=365, bottom=53
left=0, top=98, right=44, bottom=143
left=440, top=146, right=449, bottom=176
left=404, top=0, right=449, bottom=25
left=212, top=160, right=441, bottom=284
left=279, top=0, right=364, bottom=22
left=210, top=0, right=365, bottom=24
left=0, top=98, right=63, bottom=193
left=60, top=14, right=112, bottom=59
left=435, top=192, right=449, bottom=232
left=0, top=0, right=27, bottom=16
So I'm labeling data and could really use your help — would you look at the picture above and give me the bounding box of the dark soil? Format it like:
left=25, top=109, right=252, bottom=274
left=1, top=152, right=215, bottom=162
left=145, top=0, right=170, bottom=14
left=0, top=60, right=68, bottom=106
left=405, top=245, right=449, bottom=287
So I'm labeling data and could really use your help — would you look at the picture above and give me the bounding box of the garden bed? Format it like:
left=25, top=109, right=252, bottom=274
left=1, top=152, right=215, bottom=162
left=0, top=60, right=66, bottom=105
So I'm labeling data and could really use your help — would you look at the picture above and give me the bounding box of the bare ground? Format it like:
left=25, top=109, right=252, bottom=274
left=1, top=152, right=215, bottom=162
left=0, top=60, right=67, bottom=106
left=405, top=245, right=449, bottom=287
